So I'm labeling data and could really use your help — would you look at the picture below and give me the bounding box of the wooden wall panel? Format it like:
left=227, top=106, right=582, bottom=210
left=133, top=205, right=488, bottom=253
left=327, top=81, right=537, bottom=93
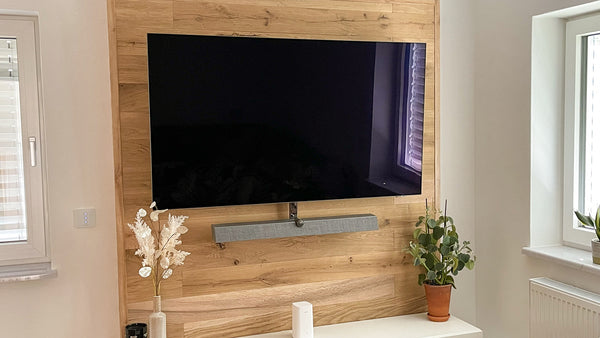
left=108, top=0, right=440, bottom=337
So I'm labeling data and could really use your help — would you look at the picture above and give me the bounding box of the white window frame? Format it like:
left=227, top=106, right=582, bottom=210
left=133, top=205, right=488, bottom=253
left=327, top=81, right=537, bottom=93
left=563, top=13, right=600, bottom=248
left=0, top=15, right=49, bottom=267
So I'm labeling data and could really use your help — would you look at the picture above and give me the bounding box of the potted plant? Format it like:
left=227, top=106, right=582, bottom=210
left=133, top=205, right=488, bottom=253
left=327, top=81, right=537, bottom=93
left=574, top=206, right=600, bottom=264
left=406, top=201, right=475, bottom=322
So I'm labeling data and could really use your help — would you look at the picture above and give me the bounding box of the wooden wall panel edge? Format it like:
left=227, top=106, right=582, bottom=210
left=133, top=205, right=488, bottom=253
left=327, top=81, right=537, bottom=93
left=107, top=0, right=128, bottom=335
left=434, top=0, right=440, bottom=210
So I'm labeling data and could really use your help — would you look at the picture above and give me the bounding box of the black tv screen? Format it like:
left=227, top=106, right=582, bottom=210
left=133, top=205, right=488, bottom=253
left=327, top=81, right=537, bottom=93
left=148, top=34, right=425, bottom=209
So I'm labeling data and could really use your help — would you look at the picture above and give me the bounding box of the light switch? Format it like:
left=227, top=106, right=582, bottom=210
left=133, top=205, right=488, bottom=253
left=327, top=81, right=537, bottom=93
left=73, top=208, right=96, bottom=228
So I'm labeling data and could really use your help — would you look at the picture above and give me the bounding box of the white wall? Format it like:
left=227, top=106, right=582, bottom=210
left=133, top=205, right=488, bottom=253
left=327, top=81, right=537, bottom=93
left=0, top=0, right=120, bottom=337
left=471, top=0, right=600, bottom=337
left=439, top=0, right=477, bottom=324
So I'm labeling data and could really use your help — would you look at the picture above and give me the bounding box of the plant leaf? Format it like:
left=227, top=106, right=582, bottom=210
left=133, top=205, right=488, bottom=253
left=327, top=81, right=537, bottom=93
left=427, top=219, right=437, bottom=229
left=426, top=270, right=437, bottom=281
left=137, top=208, right=147, bottom=218
left=432, top=226, right=444, bottom=240
left=418, top=273, right=426, bottom=286
left=413, top=227, right=422, bottom=239
left=418, top=233, right=430, bottom=246
left=424, top=253, right=436, bottom=269
left=458, top=253, right=470, bottom=263
left=150, top=208, right=168, bottom=222
left=440, top=244, right=450, bottom=256
left=449, top=235, right=458, bottom=246
left=452, top=257, right=459, bottom=272
left=575, top=211, right=594, bottom=227
left=595, top=206, right=600, bottom=240
left=160, top=256, right=170, bottom=269
left=442, top=236, right=450, bottom=246
left=138, top=266, right=152, bottom=278
left=445, top=275, right=455, bottom=287
left=465, top=260, right=475, bottom=270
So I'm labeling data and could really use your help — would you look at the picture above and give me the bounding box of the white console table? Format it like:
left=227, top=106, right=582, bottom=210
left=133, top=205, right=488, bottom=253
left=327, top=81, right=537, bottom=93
left=241, top=313, right=482, bottom=338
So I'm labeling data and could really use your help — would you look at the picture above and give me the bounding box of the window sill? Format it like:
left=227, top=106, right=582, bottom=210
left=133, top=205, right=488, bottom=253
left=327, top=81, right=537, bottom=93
left=0, top=262, right=57, bottom=283
left=522, top=245, right=600, bottom=276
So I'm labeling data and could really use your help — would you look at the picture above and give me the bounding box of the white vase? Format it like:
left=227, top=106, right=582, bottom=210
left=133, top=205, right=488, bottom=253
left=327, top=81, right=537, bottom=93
left=149, top=295, right=167, bottom=338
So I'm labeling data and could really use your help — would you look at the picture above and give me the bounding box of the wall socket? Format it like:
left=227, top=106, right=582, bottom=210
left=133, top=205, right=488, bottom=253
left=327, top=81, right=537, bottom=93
left=73, top=208, right=96, bottom=228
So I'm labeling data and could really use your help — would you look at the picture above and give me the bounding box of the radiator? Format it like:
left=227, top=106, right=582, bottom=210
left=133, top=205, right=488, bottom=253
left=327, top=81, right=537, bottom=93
left=530, top=277, right=600, bottom=338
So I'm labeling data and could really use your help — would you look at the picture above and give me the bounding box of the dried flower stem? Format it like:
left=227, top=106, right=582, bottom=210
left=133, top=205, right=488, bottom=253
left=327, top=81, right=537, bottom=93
left=151, top=217, right=161, bottom=296
left=150, top=209, right=173, bottom=296
left=128, top=202, right=190, bottom=298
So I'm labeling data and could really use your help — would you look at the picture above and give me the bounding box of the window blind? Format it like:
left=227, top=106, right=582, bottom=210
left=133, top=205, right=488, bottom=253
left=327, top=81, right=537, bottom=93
left=0, top=38, right=27, bottom=243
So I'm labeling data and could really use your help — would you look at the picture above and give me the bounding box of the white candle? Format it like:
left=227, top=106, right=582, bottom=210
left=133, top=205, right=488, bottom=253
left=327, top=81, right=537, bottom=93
left=292, top=301, right=314, bottom=338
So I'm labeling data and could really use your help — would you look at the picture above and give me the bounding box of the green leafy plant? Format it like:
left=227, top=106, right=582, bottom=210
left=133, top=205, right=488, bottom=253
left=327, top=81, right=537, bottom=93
left=406, top=200, right=475, bottom=287
left=574, top=205, right=600, bottom=240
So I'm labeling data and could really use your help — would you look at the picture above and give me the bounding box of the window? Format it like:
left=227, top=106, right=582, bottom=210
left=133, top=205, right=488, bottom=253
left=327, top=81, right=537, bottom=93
left=580, top=34, right=600, bottom=218
left=0, top=15, right=49, bottom=268
left=563, top=13, right=600, bottom=247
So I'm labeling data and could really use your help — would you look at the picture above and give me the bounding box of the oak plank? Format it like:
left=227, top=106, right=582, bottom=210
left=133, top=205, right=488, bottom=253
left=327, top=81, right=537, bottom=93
left=116, top=0, right=174, bottom=29
left=119, top=84, right=149, bottom=112
left=180, top=251, right=412, bottom=297
left=128, top=275, right=396, bottom=323
left=179, top=294, right=425, bottom=338
left=175, top=0, right=395, bottom=13
left=118, top=55, right=148, bottom=83
left=172, top=2, right=396, bottom=39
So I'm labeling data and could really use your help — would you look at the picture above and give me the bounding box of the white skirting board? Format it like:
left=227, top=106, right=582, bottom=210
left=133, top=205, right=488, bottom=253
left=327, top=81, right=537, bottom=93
left=530, top=277, right=600, bottom=338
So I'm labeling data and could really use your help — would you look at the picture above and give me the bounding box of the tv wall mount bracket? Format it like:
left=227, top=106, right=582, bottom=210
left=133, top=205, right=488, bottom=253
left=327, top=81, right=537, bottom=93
left=289, top=202, right=304, bottom=228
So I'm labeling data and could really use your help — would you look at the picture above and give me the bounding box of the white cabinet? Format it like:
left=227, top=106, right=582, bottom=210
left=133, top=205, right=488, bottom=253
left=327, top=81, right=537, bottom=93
left=240, top=313, right=482, bottom=338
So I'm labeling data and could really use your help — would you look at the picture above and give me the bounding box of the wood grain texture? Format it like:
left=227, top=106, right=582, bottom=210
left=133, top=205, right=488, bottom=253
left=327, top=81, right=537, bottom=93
left=108, top=0, right=439, bottom=336
left=126, top=274, right=425, bottom=338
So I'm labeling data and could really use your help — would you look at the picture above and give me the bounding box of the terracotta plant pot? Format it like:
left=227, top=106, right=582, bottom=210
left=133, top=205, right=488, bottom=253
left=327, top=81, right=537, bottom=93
left=424, top=283, right=452, bottom=322
left=592, top=239, right=600, bottom=264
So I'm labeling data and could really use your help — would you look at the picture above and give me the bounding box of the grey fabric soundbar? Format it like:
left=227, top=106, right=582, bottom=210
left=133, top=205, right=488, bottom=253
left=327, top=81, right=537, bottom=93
left=212, top=214, right=378, bottom=243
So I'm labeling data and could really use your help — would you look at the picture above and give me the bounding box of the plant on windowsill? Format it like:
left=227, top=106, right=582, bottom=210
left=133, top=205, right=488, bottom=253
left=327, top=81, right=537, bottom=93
left=574, top=206, right=600, bottom=264
left=406, top=200, right=475, bottom=322
left=128, top=202, right=191, bottom=338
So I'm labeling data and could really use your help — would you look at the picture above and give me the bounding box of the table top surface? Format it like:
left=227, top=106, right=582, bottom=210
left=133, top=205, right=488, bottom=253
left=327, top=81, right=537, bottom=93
left=240, top=313, right=482, bottom=338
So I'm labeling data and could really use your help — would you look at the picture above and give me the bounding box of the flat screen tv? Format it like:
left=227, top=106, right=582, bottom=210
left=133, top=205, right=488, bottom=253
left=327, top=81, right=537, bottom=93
left=148, top=34, right=425, bottom=209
